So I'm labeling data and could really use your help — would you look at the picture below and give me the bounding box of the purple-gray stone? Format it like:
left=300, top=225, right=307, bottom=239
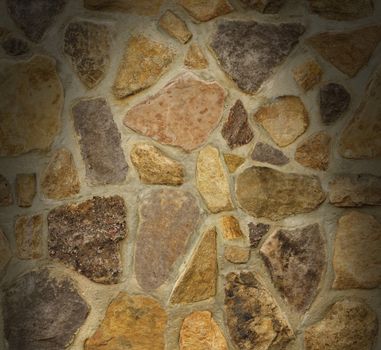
left=320, top=83, right=351, bottom=124
left=248, top=222, right=270, bottom=248
left=252, top=142, right=289, bottom=166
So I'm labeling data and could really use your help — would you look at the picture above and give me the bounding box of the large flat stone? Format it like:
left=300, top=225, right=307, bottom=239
left=0, top=174, right=13, bottom=206
left=239, top=0, right=286, bottom=13
left=15, top=174, right=36, bottom=207
left=308, top=0, right=374, bottom=20
left=0, top=229, right=11, bottom=273
left=15, top=214, right=43, bottom=260
left=179, top=0, right=233, bottom=21
left=84, top=0, right=164, bottom=15
left=320, top=83, right=351, bottom=124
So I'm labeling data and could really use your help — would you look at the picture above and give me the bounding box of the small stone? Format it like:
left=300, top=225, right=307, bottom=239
left=248, top=222, right=270, bottom=248
left=252, top=142, right=289, bottom=166
left=237, top=167, right=326, bottom=220
left=72, top=98, right=128, bottom=185
left=221, top=216, right=244, bottom=240
left=48, top=196, right=127, bottom=284
left=0, top=229, right=11, bottom=273
left=170, top=228, right=217, bottom=304
left=293, top=60, right=322, bottom=91
left=333, top=211, right=381, bottom=289
left=179, top=0, right=233, bottom=21
left=15, top=214, right=43, bottom=260
left=113, top=35, right=174, bottom=98
left=308, top=0, right=374, bottom=20
left=260, top=224, right=326, bottom=312
left=196, top=145, right=233, bottom=213
left=15, top=174, right=36, bottom=207
left=159, top=10, right=192, bottom=44
left=85, top=293, right=167, bottom=350
left=224, top=246, right=250, bottom=263
left=254, top=96, right=309, bottom=147
left=184, top=43, right=208, bottom=69
left=84, top=0, right=164, bottom=15
left=180, top=311, right=228, bottom=350
left=239, top=0, right=286, bottom=13
left=1, top=33, right=29, bottom=56
left=223, top=153, right=245, bottom=173
left=40, top=148, right=80, bottom=199
left=320, top=83, right=351, bottom=124
left=222, top=100, right=254, bottom=149
left=124, top=73, right=226, bottom=151
left=0, top=175, right=13, bottom=206
left=304, top=299, right=378, bottom=350
left=295, top=131, right=331, bottom=171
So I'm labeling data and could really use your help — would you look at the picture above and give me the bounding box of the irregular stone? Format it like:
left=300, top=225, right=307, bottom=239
left=64, top=21, right=111, bottom=89
left=0, top=175, right=13, bottom=206
left=248, top=222, right=270, bottom=248
left=15, top=174, right=36, bottom=207
left=48, top=196, right=127, bottom=284
left=180, top=311, right=228, bottom=350
left=224, top=246, right=250, bottom=263
left=223, top=153, right=245, bottom=173
left=72, top=98, right=128, bottom=185
left=15, top=214, right=43, bottom=260
left=237, top=167, right=326, bottom=220
left=84, top=0, right=164, bottom=15
left=3, top=269, right=89, bottom=350
left=221, top=216, right=244, bottom=240
left=135, top=189, right=200, bottom=291
left=320, top=83, right=351, bottom=124
left=254, top=96, right=309, bottom=147
left=260, top=224, right=326, bottom=312
left=113, top=36, right=174, bottom=98
left=252, top=142, right=289, bottom=166
left=124, top=73, right=226, bottom=151
left=293, top=60, right=322, bottom=91
left=333, top=211, right=381, bottom=289
left=240, top=0, right=285, bottom=13
left=130, top=143, right=184, bottom=185
left=159, top=10, right=192, bottom=44
left=0, top=229, right=11, bottom=273
left=0, top=55, right=63, bottom=156
left=225, top=271, right=294, bottom=350
left=304, top=299, right=378, bottom=350
left=170, top=228, right=217, bottom=304
left=179, top=0, right=233, bottom=21
left=306, top=26, right=381, bottom=77
left=184, top=43, right=208, bottom=69
left=85, top=293, right=167, bottom=350
left=40, top=148, right=80, bottom=199
left=196, top=145, right=233, bottom=213
left=222, top=100, right=254, bottom=149
left=308, top=0, right=374, bottom=20
left=210, top=21, right=305, bottom=94
left=295, top=131, right=331, bottom=171
left=1, top=33, right=29, bottom=56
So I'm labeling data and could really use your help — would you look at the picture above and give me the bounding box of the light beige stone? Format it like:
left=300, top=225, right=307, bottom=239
left=15, top=174, right=36, bottom=207
left=223, top=154, right=245, bottom=173
left=221, top=216, right=244, bottom=240
left=224, top=246, right=250, bottom=263
left=179, top=0, right=234, bottom=22
left=84, top=0, right=164, bottom=15
left=293, top=60, right=322, bottom=91
left=0, top=229, right=11, bottom=273
left=15, top=214, right=43, bottom=260
left=184, top=43, right=208, bottom=69
left=159, top=10, right=192, bottom=44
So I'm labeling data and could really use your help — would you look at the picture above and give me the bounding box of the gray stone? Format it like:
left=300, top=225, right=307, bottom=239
left=240, top=0, right=285, bottom=13
left=1, top=33, right=29, bottom=56
left=248, top=222, right=270, bottom=248
left=0, top=174, right=13, bottom=206
left=320, top=83, right=350, bottom=124
left=252, top=142, right=289, bottom=166
left=308, top=0, right=374, bottom=20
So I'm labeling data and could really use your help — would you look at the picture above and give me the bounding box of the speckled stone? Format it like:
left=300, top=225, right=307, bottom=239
left=179, top=0, right=233, bottom=21
left=1, top=33, right=29, bottom=56
left=240, top=0, right=285, bottom=13
left=159, top=10, right=192, bottom=44
left=248, top=222, right=270, bottom=248
left=0, top=174, right=13, bottom=206
left=84, top=0, right=164, bottom=15
left=308, top=0, right=374, bottom=20
left=15, top=214, right=43, bottom=260
left=221, top=216, right=244, bottom=240
left=223, top=153, right=245, bottom=172
left=15, top=174, right=36, bottom=207
left=252, top=142, right=289, bottom=166
left=293, top=60, right=323, bottom=91
left=320, top=83, right=350, bottom=124
left=224, top=246, right=250, bottom=263
left=184, top=43, right=208, bottom=69
left=0, top=229, right=11, bottom=273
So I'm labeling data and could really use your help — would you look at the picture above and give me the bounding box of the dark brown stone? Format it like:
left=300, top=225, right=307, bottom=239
left=320, top=83, right=350, bottom=124
left=0, top=174, right=13, bottom=206
left=252, top=142, right=289, bottom=166
left=240, top=0, right=286, bottom=13
left=308, top=0, right=374, bottom=20
left=248, top=222, right=270, bottom=248
left=1, top=33, right=29, bottom=56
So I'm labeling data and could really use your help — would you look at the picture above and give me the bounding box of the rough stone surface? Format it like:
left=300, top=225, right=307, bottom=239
left=222, top=100, right=254, bottom=149
left=223, top=153, right=245, bottom=172
left=293, top=60, right=322, bottom=91
left=113, top=36, right=174, bottom=98
left=0, top=174, right=13, bottom=206
left=159, top=10, right=192, bottom=44
left=308, top=0, right=374, bottom=20
left=72, top=98, right=128, bottom=185
left=221, top=216, right=244, bottom=240
left=248, top=222, right=270, bottom=248
left=254, top=96, right=309, bottom=147
left=0, top=55, right=63, bottom=156
left=48, top=196, right=127, bottom=284
left=333, top=211, right=381, bottom=289
left=179, top=0, right=233, bottom=21
left=135, top=189, right=200, bottom=291
left=224, top=246, right=250, bottom=264
left=252, top=142, right=289, bottom=166
left=225, top=271, right=294, bottom=350
left=240, top=0, right=286, bottom=13
left=1, top=33, right=29, bottom=56
left=320, top=83, right=351, bottom=124
left=237, top=167, right=326, bottom=220
left=184, top=43, right=208, bottom=69
left=0, top=229, right=11, bottom=273
left=3, top=269, right=89, bottom=350
left=124, top=73, right=226, bottom=151
left=196, top=145, right=233, bottom=213
left=84, top=0, right=164, bottom=15
left=170, top=228, right=217, bottom=304
left=15, top=214, right=43, bottom=260
left=304, top=299, right=378, bottom=350
left=210, top=21, right=305, bottom=94
left=15, top=174, right=36, bottom=207
left=260, top=224, right=326, bottom=312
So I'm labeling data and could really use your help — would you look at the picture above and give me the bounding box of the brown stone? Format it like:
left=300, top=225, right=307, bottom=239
left=124, top=73, right=226, bottom=152
left=223, top=153, right=245, bottom=173
left=308, top=0, right=374, bottom=20
left=320, top=83, right=351, bottom=124
left=1, top=32, right=29, bottom=56
left=293, top=60, right=322, bottom=91
left=221, top=216, right=244, bottom=240
left=184, top=43, right=208, bottom=69
left=15, top=174, right=36, bottom=207
left=0, top=175, right=13, bottom=206
left=252, top=142, right=289, bottom=166
left=84, top=0, right=164, bottom=15
left=224, top=246, right=250, bottom=264
left=179, top=0, right=233, bottom=21
left=240, top=0, right=286, bottom=13
left=15, top=215, right=43, bottom=260
left=248, top=222, right=270, bottom=248
left=0, top=229, right=11, bottom=273
left=159, top=10, right=192, bottom=44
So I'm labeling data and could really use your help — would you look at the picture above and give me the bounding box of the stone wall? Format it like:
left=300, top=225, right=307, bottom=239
left=0, top=0, right=380, bottom=349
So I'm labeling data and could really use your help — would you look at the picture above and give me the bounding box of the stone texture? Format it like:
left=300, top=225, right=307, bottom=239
left=159, top=10, right=192, bottom=44
left=84, top=0, right=164, bottom=15
left=224, top=246, right=250, bottom=263
left=210, top=21, right=305, bottom=94
left=113, top=36, right=174, bottom=98
left=48, top=196, right=127, bottom=284
left=225, top=271, right=294, bottom=350
left=196, top=145, right=233, bottom=213
left=221, top=216, right=244, bottom=240
left=236, top=167, right=326, bottom=220
left=304, top=299, right=378, bottom=350
left=72, top=98, right=128, bottom=185
left=170, top=228, right=217, bottom=304
left=0, top=229, right=11, bottom=273
left=240, top=0, right=285, bottom=13
left=254, top=96, right=309, bottom=147
left=15, top=214, right=43, bottom=260
left=135, top=189, right=200, bottom=291
left=260, top=224, right=326, bottom=312
left=85, top=293, right=167, bottom=350
left=3, top=269, right=89, bottom=350
left=179, top=0, right=233, bottom=21
left=308, top=0, right=374, bottom=20
left=0, top=174, right=13, bottom=206
left=0, top=55, right=63, bottom=156
left=333, top=211, right=381, bottom=289
left=40, top=148, right=80, bottom=199
left=248, top=222, right=270, bottom=248
left=180, top=311, right=228, bottom=350
left=131, top=144, right=184, bottom=185
left=124, top=73, right=226, bottom=151
left=223, top=153, right=245, bottom=173
left=222, top=100, right=254, bottom=149
left=252, top=142, right=289, bottom=166
left=320, top=83, right=350, bottom=124
left=15, top=174, right=36, bottom=207
left=293, top=60, right=322, bottom=91
left=64, top=21, right=111, bottom=89
left=1, top=33, right=29, bottom=56
left=184, top=43, right=208, bottom=69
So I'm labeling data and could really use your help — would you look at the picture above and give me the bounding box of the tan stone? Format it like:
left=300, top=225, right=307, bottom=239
left=15, top=174, right=36, bottom=207
left=221, top=216, right=244, bottom=240
left=293, top=60, right=322, bottom=91
left=159, top=10, right=192, bottom=44
left=85, top=293, right=167, bottom=350
left=255, top=96, right=309, bottom=147
left=223, top=153, right=245, bottom=173
left=184, top=43, right=208, bottom=69
left=0, top=175, right=13, bottom=206
left=224, top=246, right=250, bottom=263
left=179, top=0, right=233, bottom=21
left=0, top=229, right=11, bottom=273
left=84, top=0, right=164, bottom=15
left=15, top=214, right=43, bottom=260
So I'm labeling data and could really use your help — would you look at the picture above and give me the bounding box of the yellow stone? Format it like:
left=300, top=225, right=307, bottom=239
left=159, top=10, right=192, bottom=44
left=184, top=43, right=208, bottom=69
left=293, top=60, right=322, bottom=91
left=221, top=216, right=244, bottom=240
left=223, top=153, right=245, bottom=173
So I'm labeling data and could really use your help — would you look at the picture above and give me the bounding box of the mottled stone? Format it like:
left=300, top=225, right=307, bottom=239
left=0, top=56, right=63, bottom=156
left=225, top=271, right=294, bottom=350
left=254, top=96, right=309, bottom=147
left=0, top=175, right=13, bottom=206
left=170, top=228, right=217, bottom=304
left=179, top=0, right=233, bottom=21
left=304, top=299, right=378, bottom=350
left=85, top=293, right=167, bottom=350
left=3, top=269, right=89, bottom=350
left=210, top=21, right=305, bottom=94
left=180, top=311, right=228, bottom=350
left=308, top=0, right=374, bottom=20
left=252, top=142, right=289, bottom=166
left=320, top=83, right=350, bottom=124
left=84, top=0, right=164, bottom=15
left=221, top=216, right=244, bottom=240
left=184, top=43, right=208, bottom=69
left=240, top=0, right=285, bottom=13
left=224, top=246, right=250, bottom=263
left=237, top=167, right=326, bottom=220
left=248, top=222, right=270, bottom=248
left=113, top=36, right=174, bottom=98
left=72, top=98, right=128, bottom=185
left=48, top=196, right=127, bottom=284
left=1, top=33, right=29, bottom=56
left=260, top=224, right=326, bottom=312
left=135, top=189, right=200, bottom=291
left=223, top=153, right=245, bottom=173
left=124, top=73, right=226, bottom=151
left=0, top=229, right=11, bottom=273
left=15, top=174, right=36, bottom=207
left=15, top=214, right=43, bottom=260
left=293, top=60, right=322, bottom=91
left=159, top=10, right=192, bottom=44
